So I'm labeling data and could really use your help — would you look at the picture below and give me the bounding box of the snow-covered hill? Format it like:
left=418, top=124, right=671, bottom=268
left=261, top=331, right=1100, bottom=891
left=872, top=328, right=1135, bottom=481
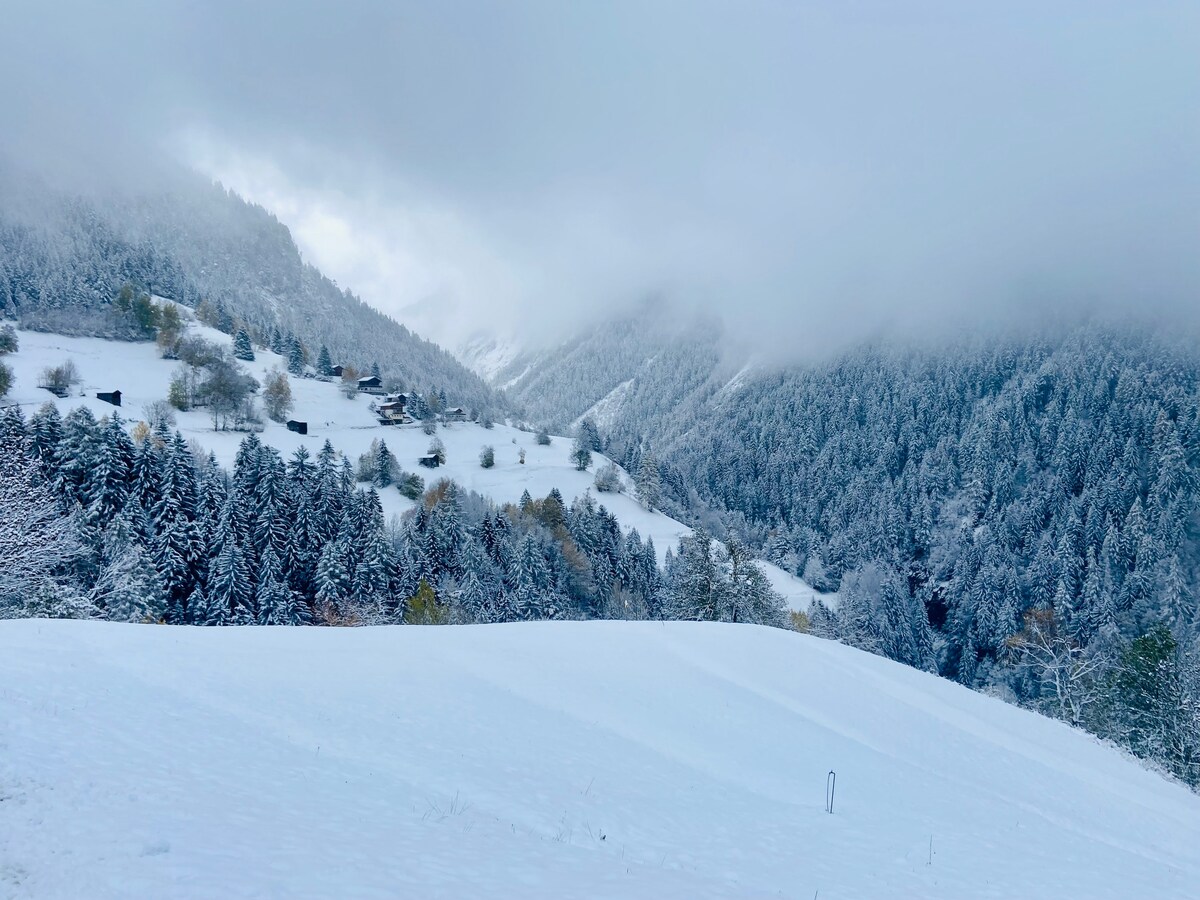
left=2, top=316, right=827, bottom=611
left=2, top=619, right=1198, bottom=899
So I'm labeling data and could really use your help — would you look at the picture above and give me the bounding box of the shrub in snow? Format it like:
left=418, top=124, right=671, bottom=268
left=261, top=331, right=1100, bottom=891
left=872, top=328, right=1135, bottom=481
left=39, top=360, right=80, bottom=395
left=261, top=369, right=293, bottom=422
left=167, top=372, right=190, bottom=410
left=479, top=445, right=495, bottom=469
left=397, top=472, right=424, bottom=500
left=142, top=400, right=177, bottom=433
left=594, top=462, right=621, bottom=493
left=570, top=433, right=592, bottom=471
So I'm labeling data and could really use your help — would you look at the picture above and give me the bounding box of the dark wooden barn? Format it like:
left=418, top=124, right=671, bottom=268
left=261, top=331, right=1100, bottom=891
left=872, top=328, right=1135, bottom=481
left=96, top=390, right=122, bottom=407
left=286, top=420, right=308, bottom=435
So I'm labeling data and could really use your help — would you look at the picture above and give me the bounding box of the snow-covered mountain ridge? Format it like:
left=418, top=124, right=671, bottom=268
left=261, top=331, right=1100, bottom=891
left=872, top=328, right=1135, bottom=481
left=3, top=618, right=1199, bottom=899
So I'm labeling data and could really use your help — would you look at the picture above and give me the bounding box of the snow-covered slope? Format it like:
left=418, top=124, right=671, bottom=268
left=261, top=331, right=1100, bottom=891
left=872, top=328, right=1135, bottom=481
left=3, top=619, right=1199, bottom=899
left=456, top=332, right=524, bottom=384
left=2, top=318, right=827, bottom=610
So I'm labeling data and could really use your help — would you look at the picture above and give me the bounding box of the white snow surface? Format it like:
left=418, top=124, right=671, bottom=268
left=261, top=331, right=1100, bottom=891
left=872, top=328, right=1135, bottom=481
left=3, top=318, right=829, bottom=611
left=2, top=619, right=1199, bottom=899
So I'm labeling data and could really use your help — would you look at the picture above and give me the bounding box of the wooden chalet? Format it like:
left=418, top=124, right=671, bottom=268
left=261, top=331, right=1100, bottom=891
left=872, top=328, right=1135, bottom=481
left=377, top=398, right=410, bottom=425
left=357, top=375, right=384, bottom=395
left=330, top=365, right=345, bottom=377
left=442, top=406, right=467, bottom=422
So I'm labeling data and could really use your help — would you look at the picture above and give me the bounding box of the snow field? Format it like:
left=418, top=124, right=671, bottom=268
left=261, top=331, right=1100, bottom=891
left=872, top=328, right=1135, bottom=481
left=3, top=619, right=1200, bottom=898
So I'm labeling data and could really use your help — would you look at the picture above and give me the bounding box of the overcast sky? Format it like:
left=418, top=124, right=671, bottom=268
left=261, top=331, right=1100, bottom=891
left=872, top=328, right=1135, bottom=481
left=2, top=1, right=1198, bottom=353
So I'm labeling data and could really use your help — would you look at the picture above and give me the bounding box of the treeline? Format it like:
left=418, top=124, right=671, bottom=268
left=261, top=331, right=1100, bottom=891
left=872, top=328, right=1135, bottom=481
left=0, top=405, right=784, bottom=630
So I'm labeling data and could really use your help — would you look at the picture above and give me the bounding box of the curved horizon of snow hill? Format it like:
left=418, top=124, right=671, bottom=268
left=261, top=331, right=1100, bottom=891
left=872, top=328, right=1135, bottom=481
left=3, top=619, right=1199, bottom=899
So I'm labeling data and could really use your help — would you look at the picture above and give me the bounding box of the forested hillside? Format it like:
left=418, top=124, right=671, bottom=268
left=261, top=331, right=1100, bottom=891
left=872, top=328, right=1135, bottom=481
left=488, top=315, right=1200, bottom=783
left=0, top=163, right=500, bottom=412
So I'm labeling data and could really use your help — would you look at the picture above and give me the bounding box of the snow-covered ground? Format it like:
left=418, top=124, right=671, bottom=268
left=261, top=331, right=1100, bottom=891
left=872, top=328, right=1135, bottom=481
left=2, top=619, right=1199, bottom=899
left=2, top=316, right=829, bottom=611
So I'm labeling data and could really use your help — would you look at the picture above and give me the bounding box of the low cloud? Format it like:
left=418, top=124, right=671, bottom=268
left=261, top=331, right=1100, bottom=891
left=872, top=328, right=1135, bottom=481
left=3, top=1, right=1198, bottom=354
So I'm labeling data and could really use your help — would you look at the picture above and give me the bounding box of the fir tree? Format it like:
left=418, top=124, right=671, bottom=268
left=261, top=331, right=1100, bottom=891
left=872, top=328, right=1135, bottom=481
left=233, top=328, right=255, bottom=361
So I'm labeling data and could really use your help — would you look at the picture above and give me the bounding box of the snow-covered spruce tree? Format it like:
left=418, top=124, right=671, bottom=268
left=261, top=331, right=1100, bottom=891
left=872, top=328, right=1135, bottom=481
left=314, top=538, right=353, bottom=624
left=0, top=444, right=83, bottom=617
left=666, top=528, right=724, bottom=621
left=233, top=328, right=255, bottom=361
left=579, top=417, right=603, bottom=453
left=255, top=544, right=294, bottom=625
left=286, top=336, right=306, bottom=375
left=635, top=450, right=661, bottom=511
left=90, top=508, right=166, bottom=623
left=205, top=497, right=254, bottom=624
left=374, top=440, right=396, bottom=488
left=317, top=344, right=333, bottom=377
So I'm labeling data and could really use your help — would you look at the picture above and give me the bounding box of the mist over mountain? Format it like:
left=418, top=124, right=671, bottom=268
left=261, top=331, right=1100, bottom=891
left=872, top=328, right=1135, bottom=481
left=0, top=162, right=502, bottom=412
left=3, top=2, right=1197, bottom=355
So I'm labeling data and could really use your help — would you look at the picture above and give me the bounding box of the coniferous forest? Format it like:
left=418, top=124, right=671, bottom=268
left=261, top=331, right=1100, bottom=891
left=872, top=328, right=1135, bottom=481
left=0, top=402, right=789, bottom=630
left=501, top=315, right=1200, bottom=786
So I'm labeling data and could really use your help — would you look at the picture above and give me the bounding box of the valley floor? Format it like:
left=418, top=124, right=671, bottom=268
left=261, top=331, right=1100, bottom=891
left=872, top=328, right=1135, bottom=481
left=3, top=620, right=1199, bottom=898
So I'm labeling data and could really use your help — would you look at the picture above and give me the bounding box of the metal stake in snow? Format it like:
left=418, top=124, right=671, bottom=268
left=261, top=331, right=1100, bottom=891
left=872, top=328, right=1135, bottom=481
left=825, top=770, right=836, bottom=814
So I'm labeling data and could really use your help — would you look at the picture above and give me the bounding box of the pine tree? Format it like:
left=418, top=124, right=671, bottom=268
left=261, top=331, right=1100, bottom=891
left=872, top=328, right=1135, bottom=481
left=84, top=413, right=134, bottom=530
left=374, top=440, right=396, bottom=488
left=317, top=345, right=333, bottom=376
left=287, top=336, right=305, bottom=375
left=255, top=544, right=291, bottom=625
left=233, top=328, right=255, bottom=361
left=635, top=450, right=661, bottom=511
left=403, top=577, right=448, bottom=624
left=668, top=528, right=723, bottom=620
left=27, top=403, right=62, bottom=478
left=92, top=509, right=166, bottom=622
left=315, top=538, right=352, bottom=621
left=252, top=448, right=290, bottom=559
left=206, top=497, right=254, bottom=624
left=512, top=533, right=553, bottom=620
